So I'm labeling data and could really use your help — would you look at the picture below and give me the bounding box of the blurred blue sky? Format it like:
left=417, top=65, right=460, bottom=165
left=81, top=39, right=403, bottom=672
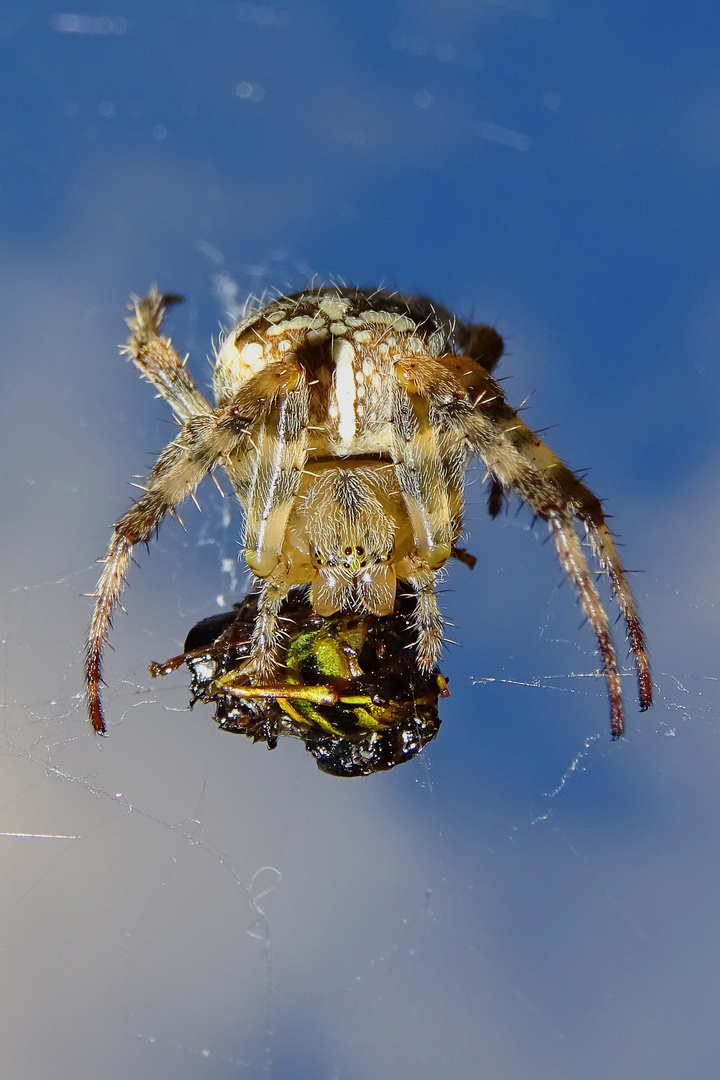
left=2, top=3, right=720, bottom=1079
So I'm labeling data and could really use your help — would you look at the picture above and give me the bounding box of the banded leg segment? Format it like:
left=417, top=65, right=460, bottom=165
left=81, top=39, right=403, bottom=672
left=243, top=378, right=309, bottom=579
left=582, top=518, right=653, bottom=715
left=86, top=414, right=248, bottom=733
left=392, top=359, right=459, bottom=569
left=247, top=575, right=294, bottom=681
left=460, top=361, right=652, bottom=731
left=121, top=287, right=212, bottom=422
left=220, top=358, right=312, bottom=510
left=231, top=375, right=310, bottom=676
left=405, top=562, right=446, bottom=673
left=549, top=514, right=624, bottom=736
left=391, top=359, right=463, bottom=669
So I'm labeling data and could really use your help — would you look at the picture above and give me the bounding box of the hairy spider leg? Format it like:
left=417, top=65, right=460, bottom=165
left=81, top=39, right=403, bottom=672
left=86, top=412, right=251, bottom=732
left=456, top=360, right=652, bottom=736
left=391, top=347, right=651, bottom=736
left=238, top=373, right=310, bottom=679
left=86, top=349, right=302, bottom=732
left=391, top=361, right=460, bottom=670
left=121, top=286, right=213, bottom=421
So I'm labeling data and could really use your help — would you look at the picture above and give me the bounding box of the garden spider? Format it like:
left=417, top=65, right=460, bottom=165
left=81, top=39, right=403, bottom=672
left=86, top=285, right=652, bottom=737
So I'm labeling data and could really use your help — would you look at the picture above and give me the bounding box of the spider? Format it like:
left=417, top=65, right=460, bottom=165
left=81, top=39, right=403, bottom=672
left=86, top=285, right=652, bottom=737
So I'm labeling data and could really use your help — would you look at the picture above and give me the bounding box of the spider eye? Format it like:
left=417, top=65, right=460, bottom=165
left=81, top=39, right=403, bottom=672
left=311, top=547, right=325, bottom=567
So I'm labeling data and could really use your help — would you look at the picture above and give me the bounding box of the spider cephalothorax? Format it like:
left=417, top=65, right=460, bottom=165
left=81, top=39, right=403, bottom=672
left=86, top=285, right=652, bottom=737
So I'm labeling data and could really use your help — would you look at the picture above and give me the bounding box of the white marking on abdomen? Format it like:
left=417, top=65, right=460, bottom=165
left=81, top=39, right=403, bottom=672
left=332, top=338, right=357, bottom=444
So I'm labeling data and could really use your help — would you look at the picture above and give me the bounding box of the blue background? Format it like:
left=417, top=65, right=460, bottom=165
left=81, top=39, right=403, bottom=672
left=2, top=2, right=720, bottom=1078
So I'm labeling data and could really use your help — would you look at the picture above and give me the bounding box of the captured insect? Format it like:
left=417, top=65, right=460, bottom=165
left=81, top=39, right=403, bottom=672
left=86, top=285, right=652, bottom=738
left=151, top=590, right=446, bottom=777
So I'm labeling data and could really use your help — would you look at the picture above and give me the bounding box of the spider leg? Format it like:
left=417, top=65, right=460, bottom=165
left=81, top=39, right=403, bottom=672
left=86, top=413, right=248, bottom=733
left=242, top=372, right=309, bottom=580
left=230, top=369, right=310, bottom=677
left=391, top=360, right=460, bottom=670
left=548, top=514, right=625, bottom=736
left=404, top=564, right=446, bottom=672
left=121, top=286, right=212, bottom=421
left=246, top=574, right=295, bottom=681
left=454, top=360, right=652, bottom=734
